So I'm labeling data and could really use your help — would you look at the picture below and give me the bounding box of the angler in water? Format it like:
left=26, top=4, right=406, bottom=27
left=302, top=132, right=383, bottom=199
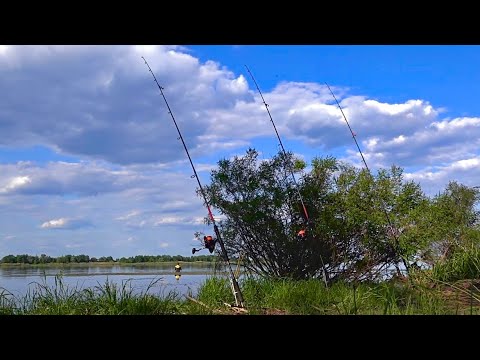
left=174, top=261, right=182, bottom=272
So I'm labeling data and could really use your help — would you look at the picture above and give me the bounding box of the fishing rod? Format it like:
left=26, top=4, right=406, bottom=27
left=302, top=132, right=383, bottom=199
left=142, top=56, right=245, bottom=308
left=246, top=66, right=330, bottom=286
left=325, top=83, right=409, bottom=275
left=245, top=65, right=310, bottom=225
left=324, top=83, right=370, bottom=173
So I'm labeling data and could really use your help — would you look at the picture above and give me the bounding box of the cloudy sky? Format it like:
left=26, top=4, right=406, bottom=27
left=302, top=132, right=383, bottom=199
left=0, top=45, right=479, bottom=258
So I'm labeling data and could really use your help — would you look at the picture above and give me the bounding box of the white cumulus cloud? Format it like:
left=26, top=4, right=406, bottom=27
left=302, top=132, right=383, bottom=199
left=1, top=45, right=480, bottom=257
left=40, top=217, right=92, bottom=230
left=41, top=218, right=68, bottom=228
left=0, top=176, right=32, bottom=193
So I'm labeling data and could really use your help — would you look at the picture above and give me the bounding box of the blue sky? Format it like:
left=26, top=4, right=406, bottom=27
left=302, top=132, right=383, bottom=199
left=0, top=45, right=479, bottom=258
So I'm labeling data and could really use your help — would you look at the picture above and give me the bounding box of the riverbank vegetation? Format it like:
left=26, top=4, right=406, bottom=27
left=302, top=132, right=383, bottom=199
left=1, top=149, right=479, bottom=315
left=0, top=274, right=479, bottom=315
left=202, top=149, right=480, bottom=284
left=0, top=254, right=216, bottom=265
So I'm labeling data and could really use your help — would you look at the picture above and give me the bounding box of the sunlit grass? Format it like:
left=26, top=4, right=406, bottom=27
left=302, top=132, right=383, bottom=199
left=1, top=273, right=479, bottom=315
left=431, top=247, right=480, bottom=282
left=187, top=276, right=465, bottom=315
left=0, top=274, right=183, bottom=315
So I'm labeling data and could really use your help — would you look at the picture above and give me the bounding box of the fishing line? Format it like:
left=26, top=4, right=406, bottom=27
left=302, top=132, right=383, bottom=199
left=325, top=83, right=409, bottom=275
left=246, top=65, right=330, bottom=285
left=245, top=65, right=310, bottom=224
left=142, top=56, right=245, bottom=307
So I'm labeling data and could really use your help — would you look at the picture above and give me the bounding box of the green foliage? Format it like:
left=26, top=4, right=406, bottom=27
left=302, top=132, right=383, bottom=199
left=203, top=149, right=433, bottom=281
left=1, top=275, right=477, bottom=315
left=116, top=254, right=216, bottom=263
left=202, top=148, right=480, bottom=283
left=196, top=276, right=453, bottom=314
left=418, top=182, right=480, bottom=265
left=431, top=246, right=480, bottom=282
left=293, top=158, right=307, bottom=172
left=196, top=276, right=234, bottom=307
left=246, top=278, right=327, bottom=314
left=1, top=253, right=216, bottom=264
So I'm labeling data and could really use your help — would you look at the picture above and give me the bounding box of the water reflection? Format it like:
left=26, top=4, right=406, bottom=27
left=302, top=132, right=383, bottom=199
left=0, top=263, right=223, bottom=300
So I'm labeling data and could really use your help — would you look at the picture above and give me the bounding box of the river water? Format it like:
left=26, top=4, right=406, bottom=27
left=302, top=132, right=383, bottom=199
left=0, top=263, right=224, bottom=301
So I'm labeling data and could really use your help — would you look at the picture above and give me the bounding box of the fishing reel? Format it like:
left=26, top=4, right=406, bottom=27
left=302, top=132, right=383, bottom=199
left=192, top=247, right=206, bottom=254
left=192, top=245, right=216, bottom=254
left=192, top=235, right=217, bottom=254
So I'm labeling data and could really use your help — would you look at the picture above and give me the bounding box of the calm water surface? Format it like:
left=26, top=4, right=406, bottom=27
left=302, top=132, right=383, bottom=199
left=0, top=263, right=226, bottom=300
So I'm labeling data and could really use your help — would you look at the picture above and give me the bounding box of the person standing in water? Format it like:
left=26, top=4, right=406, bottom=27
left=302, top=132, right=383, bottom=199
left=174, top=261, right=182, bottom=272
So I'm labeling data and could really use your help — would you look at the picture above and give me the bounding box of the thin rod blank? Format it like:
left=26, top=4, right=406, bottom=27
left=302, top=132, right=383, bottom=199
left=142, top=56, right=245, bottom=307
left=245, top=65, right=309, bottom=223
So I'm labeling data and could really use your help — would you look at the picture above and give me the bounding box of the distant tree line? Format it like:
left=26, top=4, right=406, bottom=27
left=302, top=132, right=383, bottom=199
left=0, top=253, right=216, bottom=264
left=117, top=254, right=215, bottom=263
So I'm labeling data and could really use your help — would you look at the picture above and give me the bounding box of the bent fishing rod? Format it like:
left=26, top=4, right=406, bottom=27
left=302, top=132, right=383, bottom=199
left=245, top=65, right=310, bottom=225
left=142, top=56, right=245, bottom=307
left=325, top=83, right=409, bottom=274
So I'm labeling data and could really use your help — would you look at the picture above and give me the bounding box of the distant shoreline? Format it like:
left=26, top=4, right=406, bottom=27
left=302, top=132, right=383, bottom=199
left=0, top=261, right=216, bottom=268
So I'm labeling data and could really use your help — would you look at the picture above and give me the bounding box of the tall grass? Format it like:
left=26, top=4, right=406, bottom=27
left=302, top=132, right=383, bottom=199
left=0, top=275, right=183, bottom=315
left=1, top=274, right=478, bottom=315
left=196, top=275, right=234, bottom=305
left=431, top=246, right=480, bottom=282
left=192, top=276, right=456, bottom=314
left=0, top=288, right=15, bottom=315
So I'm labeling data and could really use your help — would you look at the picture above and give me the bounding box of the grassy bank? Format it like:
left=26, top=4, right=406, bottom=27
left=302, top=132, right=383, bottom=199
left=1, top=274, right=479, bottom=315
left=195, top=276, right=480, bottom=315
